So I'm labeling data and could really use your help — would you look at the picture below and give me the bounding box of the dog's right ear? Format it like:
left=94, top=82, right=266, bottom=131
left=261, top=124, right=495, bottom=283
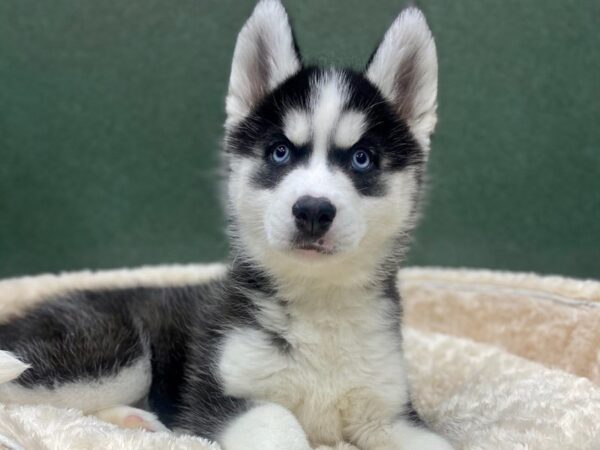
left=226, top=0, right=302, bottom=127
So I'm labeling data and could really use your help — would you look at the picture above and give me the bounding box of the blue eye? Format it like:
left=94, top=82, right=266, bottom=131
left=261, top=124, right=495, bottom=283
left=271, top=144, right=291, bottom=165
left=351, top=149, right=371, bottom=172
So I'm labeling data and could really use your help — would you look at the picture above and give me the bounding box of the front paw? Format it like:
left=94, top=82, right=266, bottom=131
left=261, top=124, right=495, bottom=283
left=220, top=403, right=311, bottom=450
left=315, top=443, right=360, bottom=450
left=355, top=421, right=454, bottom=450
left=393, top=424, right=454, bottom=450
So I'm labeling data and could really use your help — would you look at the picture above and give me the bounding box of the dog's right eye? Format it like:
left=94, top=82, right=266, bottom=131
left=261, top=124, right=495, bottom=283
left=270, top=144, right=292, bottom=165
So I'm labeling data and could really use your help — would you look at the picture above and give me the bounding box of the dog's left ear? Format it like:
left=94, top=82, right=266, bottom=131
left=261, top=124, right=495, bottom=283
left=366, top=8, right=438, bottom=148
left=226, top=0, right=302, bottom=127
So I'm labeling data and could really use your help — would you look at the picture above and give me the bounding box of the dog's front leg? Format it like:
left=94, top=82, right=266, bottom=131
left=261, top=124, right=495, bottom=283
left=219, top=402, right=311, bottom=450
left=382, top=420, right=454, bottom=450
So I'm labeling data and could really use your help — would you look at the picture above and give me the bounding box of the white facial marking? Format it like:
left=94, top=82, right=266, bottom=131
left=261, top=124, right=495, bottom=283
left=229, top=70, right=420, bottom=289
left=284, top=109, right=311, bottom=146
left=311, top=73, right=348, bottom=158
left=334, top=111, right=367, bottom=148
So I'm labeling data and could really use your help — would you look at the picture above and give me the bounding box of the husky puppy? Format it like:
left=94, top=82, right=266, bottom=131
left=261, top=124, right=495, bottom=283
left=0, top=1, right=453, bottom=449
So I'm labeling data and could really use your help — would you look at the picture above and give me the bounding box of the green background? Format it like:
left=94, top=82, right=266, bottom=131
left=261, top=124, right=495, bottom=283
left=1, top=0, right=599, bottom=279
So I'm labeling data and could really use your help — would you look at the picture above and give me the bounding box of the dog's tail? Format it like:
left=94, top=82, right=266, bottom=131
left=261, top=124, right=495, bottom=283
left=0, top=351, right=29, bottom=384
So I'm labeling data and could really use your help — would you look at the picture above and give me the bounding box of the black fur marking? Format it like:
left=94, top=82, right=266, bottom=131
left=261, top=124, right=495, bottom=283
left=342, top=70, right=423, bottom=172
left=229, top=258, right=277, bottom=298
left=227, top=67, right=318, bottom=190
left=172, top=279, right=257, bottom=436
left=226, top=68, right=317, bottom=158
left=332, top=70, right=423, bottom=196
left=0, top=271, right=280, bottom=438
left=226, top=67, right=423, bottom=196
left=228, top=260, right=292, bottom=353
left=382, top=270, right=401, bottom=306
left=265, top=330, right=292, bottom=353
left=402, top=401, right=426, bottom=428
left=330, top=143, right=386, bottom=197
left=251, top=137, right=311, bottom=190
left=0, top=291, right=147, bottom=389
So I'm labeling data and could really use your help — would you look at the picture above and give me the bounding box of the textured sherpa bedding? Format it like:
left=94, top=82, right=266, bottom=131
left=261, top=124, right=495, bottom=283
left=0, top=265, right=599, bottom=450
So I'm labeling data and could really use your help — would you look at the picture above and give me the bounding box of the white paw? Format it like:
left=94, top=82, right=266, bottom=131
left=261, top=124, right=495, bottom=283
left=93, top=405, right=169, bottom=432
left=315, top=443, right=360, bottom=450
left=398, top=426, right=454, bottom=450
left=220, top=403, right=311, bottom=450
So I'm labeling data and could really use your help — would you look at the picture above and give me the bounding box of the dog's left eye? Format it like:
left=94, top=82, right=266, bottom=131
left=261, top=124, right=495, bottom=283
left=271, top=144, right=291, bottom=165
left=351, top=149, right=372, bottom=172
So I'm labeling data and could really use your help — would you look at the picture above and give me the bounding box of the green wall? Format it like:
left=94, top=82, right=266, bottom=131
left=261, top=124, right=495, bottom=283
left=1, top=1, right=599, bottom=279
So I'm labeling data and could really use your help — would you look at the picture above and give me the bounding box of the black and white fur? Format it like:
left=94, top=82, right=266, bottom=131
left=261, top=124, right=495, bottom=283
left=0, top=1, right=453, bottom=448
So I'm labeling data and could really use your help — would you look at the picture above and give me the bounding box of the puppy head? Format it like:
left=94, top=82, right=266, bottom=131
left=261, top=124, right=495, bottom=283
left=224, top=1, right=437, bottom=286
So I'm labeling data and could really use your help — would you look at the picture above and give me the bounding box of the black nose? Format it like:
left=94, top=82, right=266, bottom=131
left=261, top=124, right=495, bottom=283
left=292, top=196, right=337, bottom=238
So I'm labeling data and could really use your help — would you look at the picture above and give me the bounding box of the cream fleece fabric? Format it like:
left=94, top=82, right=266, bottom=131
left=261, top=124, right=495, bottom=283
left=403, top=267, right=600, bottom=384
left=0, top=264, right=598, bottom=450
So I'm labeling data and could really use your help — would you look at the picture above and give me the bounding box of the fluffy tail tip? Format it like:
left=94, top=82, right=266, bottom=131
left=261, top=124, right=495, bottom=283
left=0, top=350, right=30, bottom=384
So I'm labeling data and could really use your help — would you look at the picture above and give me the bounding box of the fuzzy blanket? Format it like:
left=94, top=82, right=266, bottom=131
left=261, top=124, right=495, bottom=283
left=0, top=265, right=599, bottom=450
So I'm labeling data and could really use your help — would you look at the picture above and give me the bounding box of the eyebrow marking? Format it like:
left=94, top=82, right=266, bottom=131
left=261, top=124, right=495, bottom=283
left=334, top=110, right=367, bottom=148
left=283, top=109, right=311, bottom=146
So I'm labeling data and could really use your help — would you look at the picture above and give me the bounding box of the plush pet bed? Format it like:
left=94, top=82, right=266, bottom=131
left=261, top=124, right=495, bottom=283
left=0, top=265, right=598, bottom=450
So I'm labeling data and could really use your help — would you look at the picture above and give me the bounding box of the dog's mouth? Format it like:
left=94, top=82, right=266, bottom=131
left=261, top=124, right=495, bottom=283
left=291, top=238, right=335, bottom=256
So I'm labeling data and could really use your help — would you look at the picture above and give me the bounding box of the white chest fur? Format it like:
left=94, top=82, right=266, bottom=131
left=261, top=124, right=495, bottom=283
left=218, top=292, right=409, bottom=446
